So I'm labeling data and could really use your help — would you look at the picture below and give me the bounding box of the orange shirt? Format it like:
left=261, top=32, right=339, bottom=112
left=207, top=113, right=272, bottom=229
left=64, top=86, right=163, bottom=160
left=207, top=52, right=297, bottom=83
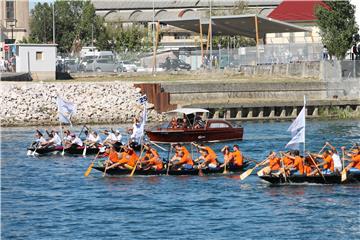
left=109, top=151, right=120, bottom=163
left=178, top=146, right=193, bottom=165
left=232, top=150, right=243, bottom=166
left=293, top=156, right=304, bottom=175
left=282, top=156, right=293, bottom=167
left=269, top=157, right=281, bottom=171
left=304, top=165, right=312, bottom=176
left=119, top=150, right=138, bottom=167
left=205, top=146, right=217, bottom=161
left=352, top=154, right=360, bottom=170
left=148, top=157, right=163, bottom=170
left=323, top=155, right=334, bottom=172
left=204, top=154, right=217, bottom=165
left=223, top=152, right=234, bottom=163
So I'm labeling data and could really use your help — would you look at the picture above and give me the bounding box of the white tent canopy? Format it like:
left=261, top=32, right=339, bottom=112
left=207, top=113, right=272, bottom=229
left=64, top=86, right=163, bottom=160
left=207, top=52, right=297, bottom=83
left=166, top=108, right=209, bottom=115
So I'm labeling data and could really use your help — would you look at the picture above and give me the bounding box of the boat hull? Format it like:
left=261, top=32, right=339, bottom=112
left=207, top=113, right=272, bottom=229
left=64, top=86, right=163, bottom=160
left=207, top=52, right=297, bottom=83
left=93, top=162, right=248, bottom=176
left=146, top=128, right=244, bottom=143
left=259, top=172, right=360, bottom=184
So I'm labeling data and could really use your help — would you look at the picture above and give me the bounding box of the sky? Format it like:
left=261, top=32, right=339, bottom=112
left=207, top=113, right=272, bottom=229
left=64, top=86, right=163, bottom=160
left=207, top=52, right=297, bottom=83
left=29, top=0, right=360, bottom=32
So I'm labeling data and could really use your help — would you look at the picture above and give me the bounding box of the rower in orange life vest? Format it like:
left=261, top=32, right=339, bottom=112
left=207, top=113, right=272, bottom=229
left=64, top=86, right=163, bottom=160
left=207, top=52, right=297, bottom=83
left=261, top=151, right=281, bottom=175
left=342, top=145, right=360, bottom=173
left=169, top=143, right=194, bottom=170
left=232, top=144, right=244, bottom=167
left=141, top=144, right=163, bottom=171
left=192, top=142, right=218, bottom=165
left=104, top=145, right=138, bottom=170
left=309, top=150, right=334, bottom=175
left=192, top=143, right=218, bottom=169
left=220, top=145, right=234, bottom=168
left=282, top=150, right=305, bottom=175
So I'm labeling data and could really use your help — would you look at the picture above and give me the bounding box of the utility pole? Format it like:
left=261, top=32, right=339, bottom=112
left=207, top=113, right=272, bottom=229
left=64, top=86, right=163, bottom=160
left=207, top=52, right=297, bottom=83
left=92, top=23, right=94, bottom=72
left=152, top=0, right=156, bottom=75
left=52, top=3, right=55, bottom=44
left=209, top=0, right=212, bottom=70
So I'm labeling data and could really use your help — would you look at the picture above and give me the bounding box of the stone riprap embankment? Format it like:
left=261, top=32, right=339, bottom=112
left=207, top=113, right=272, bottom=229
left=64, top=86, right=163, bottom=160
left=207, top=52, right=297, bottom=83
left=0, top=81, right=163, bottom=127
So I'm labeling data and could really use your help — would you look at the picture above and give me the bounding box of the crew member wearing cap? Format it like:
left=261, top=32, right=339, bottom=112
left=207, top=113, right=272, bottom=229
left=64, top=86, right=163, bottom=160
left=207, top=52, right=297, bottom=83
left=102, top=130, right=118, bottom=145
left=65, top=133, right=83, bottom=149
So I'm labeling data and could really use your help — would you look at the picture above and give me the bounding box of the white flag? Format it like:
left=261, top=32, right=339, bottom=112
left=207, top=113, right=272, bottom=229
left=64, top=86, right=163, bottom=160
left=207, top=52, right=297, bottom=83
left=287, top=106, right=305, bottom=136
left=56, top=96, right=76, bottom=125
left=285, top=128, right=305, bottom=149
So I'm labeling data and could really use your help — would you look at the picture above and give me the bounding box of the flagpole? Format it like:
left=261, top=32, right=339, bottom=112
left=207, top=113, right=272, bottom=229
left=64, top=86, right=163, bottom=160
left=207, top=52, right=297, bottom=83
left=303, top=95, right=306, bottom=155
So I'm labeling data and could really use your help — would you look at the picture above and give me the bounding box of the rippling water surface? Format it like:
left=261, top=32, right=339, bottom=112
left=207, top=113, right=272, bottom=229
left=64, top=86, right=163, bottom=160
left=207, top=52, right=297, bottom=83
left=1, top=120, right=360, bottom=240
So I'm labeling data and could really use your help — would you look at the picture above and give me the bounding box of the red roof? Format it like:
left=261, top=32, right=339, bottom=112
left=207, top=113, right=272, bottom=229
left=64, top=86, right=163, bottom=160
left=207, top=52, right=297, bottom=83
left=268, top=0, right=330, bottom=22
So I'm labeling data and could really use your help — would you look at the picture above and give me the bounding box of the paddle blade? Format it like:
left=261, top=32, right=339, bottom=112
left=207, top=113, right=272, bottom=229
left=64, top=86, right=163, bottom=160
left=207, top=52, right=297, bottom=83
left=240, top=168, right=253, bottom=180
left=257, top=166, right=270, bottom=176
left=84, top=162, right=94, bottom=177
left=83, top=146, right=87, bottom=156
left=341, top=169, right=347, bottom=182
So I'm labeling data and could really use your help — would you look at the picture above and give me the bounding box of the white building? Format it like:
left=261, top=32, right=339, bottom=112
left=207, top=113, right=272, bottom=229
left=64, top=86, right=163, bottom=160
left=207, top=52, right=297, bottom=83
left=10, top=44, right=57, bottom=80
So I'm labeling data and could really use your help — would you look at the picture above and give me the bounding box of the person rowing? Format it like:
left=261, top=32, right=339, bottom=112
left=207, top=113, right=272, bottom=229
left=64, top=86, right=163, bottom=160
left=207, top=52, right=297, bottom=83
left=232, top=144, right=244, bottom=168
left=84, top=130, right=102, bottom=147
left=220, top=145, right=234, bottom=169
left=32, top=129, right=47, bottom=148
left=42, top=129, right=62, bottom=148
left=192, top=142, right=218, bottom=163
left=258, top=151, right=281, bottom=176
left=309, top=150, right=334, bottom=175
left=282, top=150, right=305, bottom=176
left=194, top=148, right=218, bottom=169
left=102, top=129, right=118, bottom=146
left=141, top=144, right=163, bottom=171
left=63, top=129, right=72, bottom=146
left=325, top=142, right=342, bottom=173
left=64, top=133, right=83, bottom=149
left=169, top=143, right=194, bottom=170
left=342, top=146, right=360, bottom=173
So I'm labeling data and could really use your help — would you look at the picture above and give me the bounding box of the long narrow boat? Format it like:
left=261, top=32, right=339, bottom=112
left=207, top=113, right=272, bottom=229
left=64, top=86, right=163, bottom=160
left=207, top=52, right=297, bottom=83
left=93, top=161, right=249, bottom=176
left=259, top=172, right=360, bottom=184
left=27, top=145, right=101, bottom=156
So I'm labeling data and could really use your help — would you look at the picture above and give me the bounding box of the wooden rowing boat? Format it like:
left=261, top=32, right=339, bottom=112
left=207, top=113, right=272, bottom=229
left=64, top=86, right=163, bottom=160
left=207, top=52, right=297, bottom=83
left=259, top=171, right=360, bottom=184
left=93, top=161, right=249, bottom=176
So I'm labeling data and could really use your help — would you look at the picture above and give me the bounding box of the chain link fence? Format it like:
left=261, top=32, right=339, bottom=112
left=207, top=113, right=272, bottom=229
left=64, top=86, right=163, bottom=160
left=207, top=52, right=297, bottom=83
left=56, top=43, right=325, bottom=74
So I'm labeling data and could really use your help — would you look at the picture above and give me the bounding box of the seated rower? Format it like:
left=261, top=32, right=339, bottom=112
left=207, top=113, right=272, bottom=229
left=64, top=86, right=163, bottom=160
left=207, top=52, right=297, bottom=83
left=220, top=146, right=234, bottom=168
left=325, top=142, right=342, bottom=173
left=141, top=144, right=163, bottom=171
left=192, top=142, right=218, bottom=164
left=283, top=150, right=305, bottom=175
left=342, top=146, right=360, bottom=173
left=33, top=130, right=47, bottom=148
left=232, top=144, right=244, bottom=168
left=310, top=150, right=334, bottom=175
left=259, top=151, right=281, bottom=175
left=84, top=130, right=102, bottom=147
left=103, top=145, right=121, bottom=169
left=114, top=146, right=138, bottom=170
left=43, top=129, right=62, bottom=148
left=169, top=144, right=193, bottom=170
left=63, top=129, right=72, bottom=146
left=102, top=130, right=118, bottom=146
left=194, top=149, right=218, bottom=169
left=65, top=133, right=84, bottom=149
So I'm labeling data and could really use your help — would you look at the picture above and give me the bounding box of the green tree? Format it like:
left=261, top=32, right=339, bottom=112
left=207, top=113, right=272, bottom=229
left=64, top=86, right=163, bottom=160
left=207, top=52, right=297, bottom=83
left=316, top=0, right=358, bottom=59
left=27, top=0, right=109, bottom=53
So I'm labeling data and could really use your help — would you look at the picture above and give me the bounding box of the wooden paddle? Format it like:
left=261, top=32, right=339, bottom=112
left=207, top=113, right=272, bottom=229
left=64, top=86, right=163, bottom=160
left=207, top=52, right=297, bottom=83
left=84, top=150, right=101, bottom=177
left=240, top=158, right=268, bottom=180
left=130, top=145, right=146, bottom=177
left=307, top=153, right=327, bottom=183
left=82, top=145, right=87, bottom=156
left=341, top=148, right=347, bottom=182
left=166, top=145, right=173, bottom=175
left=223, top=159, right=228, bottom=174
left=149, top=140, right=167, bottom=151
left=31, top=142, right=40, bottom=156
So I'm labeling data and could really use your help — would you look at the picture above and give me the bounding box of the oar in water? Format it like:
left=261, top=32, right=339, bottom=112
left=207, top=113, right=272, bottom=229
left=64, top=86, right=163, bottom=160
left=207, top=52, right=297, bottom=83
left=149, top=140, right=167, bottom=152
left=31, top=142, right=40, bottom=156
left=240, top=158, right=268, bottom=180
left=84, top=150, right=101, bottom=177
left=341, top=148, right=347, bottom=182
left=223, top=160, right=228, bottom=174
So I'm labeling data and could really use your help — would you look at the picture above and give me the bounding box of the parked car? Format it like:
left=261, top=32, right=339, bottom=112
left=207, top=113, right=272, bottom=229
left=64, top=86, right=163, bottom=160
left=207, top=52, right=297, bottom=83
left=119, top=61, right=137, bottom=72
left=160, top=58, right=191, bottom=71
left=82, top=59, right=126, bottom=73
left=64, top=59, right=79, bottom=73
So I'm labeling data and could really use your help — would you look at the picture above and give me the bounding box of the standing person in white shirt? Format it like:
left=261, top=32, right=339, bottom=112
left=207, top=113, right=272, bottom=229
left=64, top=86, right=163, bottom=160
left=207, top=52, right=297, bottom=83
left=326, top=142, right=342, bottom=173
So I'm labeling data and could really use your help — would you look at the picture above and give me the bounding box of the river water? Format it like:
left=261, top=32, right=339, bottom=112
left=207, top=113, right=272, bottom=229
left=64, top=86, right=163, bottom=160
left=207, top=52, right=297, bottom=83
left=1, top=120, right=360, bottom=240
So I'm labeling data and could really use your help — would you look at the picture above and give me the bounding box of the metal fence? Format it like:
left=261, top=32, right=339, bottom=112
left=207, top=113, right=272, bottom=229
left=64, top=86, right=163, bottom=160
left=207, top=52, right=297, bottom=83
left=56, top=43, right=325, bottom=74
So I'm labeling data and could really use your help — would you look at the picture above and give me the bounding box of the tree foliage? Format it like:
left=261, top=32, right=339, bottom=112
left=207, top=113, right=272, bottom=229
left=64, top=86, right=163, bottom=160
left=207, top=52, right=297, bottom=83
left=316, top=0, right=358, bottom=59
left=27, top=0, right=109, bottom=53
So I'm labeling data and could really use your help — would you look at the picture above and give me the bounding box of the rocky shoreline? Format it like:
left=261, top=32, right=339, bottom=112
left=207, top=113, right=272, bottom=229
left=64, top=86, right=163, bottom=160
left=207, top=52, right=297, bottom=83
left=0, top=81, right=164, bottom=127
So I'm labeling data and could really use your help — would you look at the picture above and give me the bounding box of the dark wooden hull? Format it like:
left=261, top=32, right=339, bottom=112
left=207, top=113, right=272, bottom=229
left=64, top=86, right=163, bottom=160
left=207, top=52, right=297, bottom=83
left=93, top=162, right=249, bottom=176
left=259, top=172, right=360, bottom=184
left=146, top=128, right=244, bottom=143
left=27, top=146, right=100, bottom=155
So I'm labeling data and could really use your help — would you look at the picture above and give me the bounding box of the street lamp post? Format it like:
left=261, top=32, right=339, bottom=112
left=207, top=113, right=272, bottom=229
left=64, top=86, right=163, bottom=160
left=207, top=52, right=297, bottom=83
left=10, top=24, right=15, bottom=40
